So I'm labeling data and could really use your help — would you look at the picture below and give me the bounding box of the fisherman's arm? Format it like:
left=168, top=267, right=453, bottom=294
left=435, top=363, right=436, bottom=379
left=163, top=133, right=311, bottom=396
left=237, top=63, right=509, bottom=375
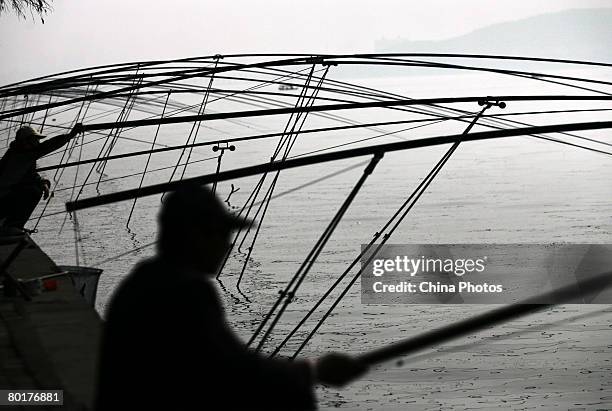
left=186, top=280, right=366, bottom=409
left=35, top=123, right=83, bottom=157
left=211, top=321, right=367, bottom=410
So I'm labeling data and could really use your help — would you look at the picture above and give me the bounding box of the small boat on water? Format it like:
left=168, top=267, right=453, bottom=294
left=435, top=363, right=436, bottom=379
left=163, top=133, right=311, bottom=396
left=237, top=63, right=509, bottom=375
left=279, top=84, right=298, bottom=91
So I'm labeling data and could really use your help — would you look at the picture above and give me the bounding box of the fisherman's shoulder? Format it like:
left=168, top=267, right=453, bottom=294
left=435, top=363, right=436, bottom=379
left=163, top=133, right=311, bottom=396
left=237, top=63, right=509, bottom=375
left=121, top=257, right=163, bottom=285
left=106, top=258, right=162, bottom=305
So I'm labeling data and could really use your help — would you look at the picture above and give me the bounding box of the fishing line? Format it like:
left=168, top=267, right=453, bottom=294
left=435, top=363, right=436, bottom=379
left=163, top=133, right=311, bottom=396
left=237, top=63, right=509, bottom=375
left=19, top=95, right=29, bottom=126
left=93, top=76, right=142, bottom=175
left=58, top=83, right=96, bottom=233
left=0, top=56, right=315, bottom=119
left=39, top=95, right=53, bottom=133
left=4, top=52, right=609, bottom=98
left=32, top=106, right=612, bottom=174
left=225, top=65, right=319, bottom=261
left=289, top=113, right=612, bottom=160
left=126, top=91, right=172, bottom=228
left=250, top=160, right=370, bottom=207
left=32, top=85, right=94, bottom=231
left=247, top=100, right=474, bottom=338
left=236, top=66, right=331, bottom=265
left=74, top=72, right=144, bottom=204
left=71, top=211, right=83, bottom=267
left=288, top=143, right=460, bottom=359
left=2, top=58, right=438, bottom=131
left=400, top=306, right=612, bottom=368
left=287, top=128, right=612, bottom=358
left=272, top=142, right=459, bottom=357
left=26, top=155, right=220, bottom=224
left=92, top=240, right=157, bottom=267
left=59, top=131, right=85, bottom=234
left=264, top=60, right=612, bottom=151
left=65, top=120, right=612, bottom=212
left=321, top=57, right=612, bottom=90
left=270, top=105, right=493, bottom=357
left=233, top=65, right=322, bottom=291
left=0, top=96, right=103, bottom=140
left=65, top=95, right=612, bottom=134
left=33, top=92, right=232, bottom=157
left=358, top=270, right=612, bottom=366
left=53, top=154, right=219, bottom=195
left=144, top=71, right=463, bottom=135
left=95, top=76, right=143, bottom=188
left=26, top=94, right=42, bottom=125
left=79, top=162, right=372, bottom=266
left=251, top=153, right=383, bottom=352
left=288, top=118, right=450, bottom=159
left=16, top=58, right=608, bottom=173
left=161, top=69, right=222, bottom=188
left=178, top=58, right=220, bottom=183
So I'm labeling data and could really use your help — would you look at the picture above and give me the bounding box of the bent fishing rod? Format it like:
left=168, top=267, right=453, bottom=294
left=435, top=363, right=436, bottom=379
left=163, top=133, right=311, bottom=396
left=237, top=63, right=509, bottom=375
left=358, top=270, right=612, bottom=366
left=66, top=119, right=612, bottom=212
left=45, top=95, right=612, bottom=132
left=4, top=52, right=612, bottom=101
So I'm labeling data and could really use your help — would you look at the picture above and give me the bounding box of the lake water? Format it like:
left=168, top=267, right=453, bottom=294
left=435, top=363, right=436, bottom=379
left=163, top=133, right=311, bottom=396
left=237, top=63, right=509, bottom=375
left=18, top=67, right=612, bottom=409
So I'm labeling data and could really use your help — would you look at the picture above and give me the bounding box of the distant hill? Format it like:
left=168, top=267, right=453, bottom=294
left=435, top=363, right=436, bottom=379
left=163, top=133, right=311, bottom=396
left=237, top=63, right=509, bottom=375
left=376, top=8, right=612, bottom=63
left=340, top=8, right=612, bottom=78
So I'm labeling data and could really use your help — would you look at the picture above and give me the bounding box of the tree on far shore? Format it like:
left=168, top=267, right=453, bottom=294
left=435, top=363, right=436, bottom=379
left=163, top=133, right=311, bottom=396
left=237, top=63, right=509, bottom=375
left=0, top=0, right=52, bottom=23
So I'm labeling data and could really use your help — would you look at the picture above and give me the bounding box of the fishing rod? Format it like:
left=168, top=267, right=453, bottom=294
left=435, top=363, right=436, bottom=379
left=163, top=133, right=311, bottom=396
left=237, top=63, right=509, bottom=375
left=336, top=56, right=612, bottom=89
left=31, top=106, right=612, bottom=172
left=9, top=52, right=612, bottom=93
left=269, top=100, right=501, bottom=357
left=5, top=55, right=612, bottom=235
left=253, top=64, right=612, bottom=151
left=56, top=105, right=604, bottom=268
left=53, top=155, right=219, bottom=195
left=27, top=155, right=221, bottom=225
left=5, top=57, right=608, bottom=157
left=358, top=270, right=612, bottom=366
left=126, top=91, right=172, bottom=228
left=371, top=56, right=612, bottom=96
left=65, top=120, right=612, bottom=212
left=22, top=67, right=345, bottom=152
left=215, top=67, right=325, bottom=281
left=251, top=152, right=383, bottom=351
left=46, top=95, right=612, bottom=132
left=5, top=53, right=611, bottom=121
left=9, top=104, right=610, bottom=201
left=115, top=75, right=556, bottom=143
left=19, top=75, right=445, bottom=145
left=5, top=51, right=611, bottom=97
left=234, top=65, right=329, bottom=292
left=0, top=55, right=327, bottom=116
left=22, top=91, right=612, bottom=174
left=51, top=161, right=371, bottom=266
left=257, top=57, right=612, bottom=140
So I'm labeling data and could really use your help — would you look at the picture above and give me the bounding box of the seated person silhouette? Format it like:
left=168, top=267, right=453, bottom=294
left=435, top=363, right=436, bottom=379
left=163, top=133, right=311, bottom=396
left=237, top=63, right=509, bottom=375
left=96, top=184, right=366, bottom=410
left=0, top=124, right=82, bottom=233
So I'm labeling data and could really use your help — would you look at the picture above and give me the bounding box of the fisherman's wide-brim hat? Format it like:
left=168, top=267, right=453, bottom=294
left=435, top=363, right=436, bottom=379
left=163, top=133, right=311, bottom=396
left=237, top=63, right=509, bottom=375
left=15, top=126, right=45, bottom=141
left=159, top=184, right=253, bottom=232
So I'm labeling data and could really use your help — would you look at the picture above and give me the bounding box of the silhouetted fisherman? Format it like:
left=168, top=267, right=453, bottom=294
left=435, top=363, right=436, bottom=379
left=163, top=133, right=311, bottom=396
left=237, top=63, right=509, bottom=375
left=96, top=184, right=367, bottom=410
left=0, top=124, right=82, bottom=232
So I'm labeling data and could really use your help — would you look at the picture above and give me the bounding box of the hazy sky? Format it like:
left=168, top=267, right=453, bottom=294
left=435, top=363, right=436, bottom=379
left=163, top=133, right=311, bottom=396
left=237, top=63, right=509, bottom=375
left=0, top=0, right=610, bottom=83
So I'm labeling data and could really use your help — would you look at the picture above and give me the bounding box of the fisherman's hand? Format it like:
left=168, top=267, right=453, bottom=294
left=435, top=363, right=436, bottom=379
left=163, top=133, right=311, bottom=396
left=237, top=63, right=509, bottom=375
left=69, top=123, right=84, bottom=138
left=41, top=179, right=51, bottom=200
left=314, top=353, right=368, bottom=387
